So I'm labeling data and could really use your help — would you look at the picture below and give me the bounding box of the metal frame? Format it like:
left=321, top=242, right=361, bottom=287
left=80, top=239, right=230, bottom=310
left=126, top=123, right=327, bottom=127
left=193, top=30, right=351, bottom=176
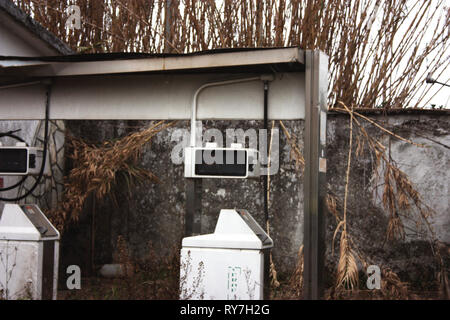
left=303, top=50, right=328, bottom=300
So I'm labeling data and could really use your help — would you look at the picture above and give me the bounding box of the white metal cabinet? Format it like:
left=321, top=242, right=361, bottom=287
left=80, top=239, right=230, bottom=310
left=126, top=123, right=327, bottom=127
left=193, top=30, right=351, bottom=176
left=0, top=204, right=60, bottom=300
left=180, top=209, right=273, bottom=300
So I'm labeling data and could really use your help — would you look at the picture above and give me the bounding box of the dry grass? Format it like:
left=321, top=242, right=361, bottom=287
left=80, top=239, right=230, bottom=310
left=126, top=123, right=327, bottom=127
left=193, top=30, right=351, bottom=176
left=336, top=102, right=436, bottom=244
left=60, top=236, right=181, bottom=300
left=14, top=0, right=450, bottom=110
left=279, top=120, right=305, bottom=172
left=278, top=109, right=446, bottom=299
left=324, top=102, right=447, bottom=299
left=288, top=244, right=304, bottom=297
left=47, top=121, right=176, bottom=232
left=334, top=108, right=359, bottom=290
left=266, top=120, right=281, bottom=289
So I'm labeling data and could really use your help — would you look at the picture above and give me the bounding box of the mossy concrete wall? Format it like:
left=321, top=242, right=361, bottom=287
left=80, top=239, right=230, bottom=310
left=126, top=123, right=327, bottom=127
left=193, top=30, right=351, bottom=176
left=63, top=112, right=449, bottom=287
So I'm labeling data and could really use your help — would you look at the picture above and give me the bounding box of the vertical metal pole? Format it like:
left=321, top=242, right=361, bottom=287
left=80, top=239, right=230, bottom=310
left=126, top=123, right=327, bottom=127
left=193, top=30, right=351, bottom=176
left=303, top=50, right=328, bottom=300
left=263, top=81, right=270, bottom=299
left=185, top=178, right=202, bottom=236
left=263, top=81, right=269, bottom=226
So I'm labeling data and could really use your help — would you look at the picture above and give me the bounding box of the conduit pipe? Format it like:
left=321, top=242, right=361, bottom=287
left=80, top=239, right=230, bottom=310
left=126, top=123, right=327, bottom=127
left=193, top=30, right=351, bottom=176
left=190, top=75, right=274, bottom=147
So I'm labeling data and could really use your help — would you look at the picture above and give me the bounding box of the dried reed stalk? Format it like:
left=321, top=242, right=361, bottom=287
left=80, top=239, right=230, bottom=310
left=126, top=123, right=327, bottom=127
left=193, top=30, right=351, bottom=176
left=337, top=101, right=436, bottom=243
left=266, top=120, right=280, bottom=288
left=14, top=0, right=449, bottom=110
left=330, top=101, right=444, bottom=297
left=331, top=107, right=426, bottom=148
left=288, top=244, right=304, bottom=297
left=279, top=120, right=305, bottom=172
left=335, top=104, right=359, bottom=290
left=328, top=193, right=411, bottom=299
left=47, top=121, right=176, bottom=232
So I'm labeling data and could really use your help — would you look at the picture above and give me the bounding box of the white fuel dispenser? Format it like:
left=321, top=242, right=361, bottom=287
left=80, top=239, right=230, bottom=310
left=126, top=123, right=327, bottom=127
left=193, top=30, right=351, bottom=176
left=0, top=204, right=60, bottom=300
left=180, top=209, right=273, bottom=300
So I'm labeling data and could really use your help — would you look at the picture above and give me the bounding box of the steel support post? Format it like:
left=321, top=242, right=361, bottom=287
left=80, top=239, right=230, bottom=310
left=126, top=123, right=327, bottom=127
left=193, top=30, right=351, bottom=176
left=303, top=50, right=328, bottom=300
left=185, top=178, right=202, bottom=236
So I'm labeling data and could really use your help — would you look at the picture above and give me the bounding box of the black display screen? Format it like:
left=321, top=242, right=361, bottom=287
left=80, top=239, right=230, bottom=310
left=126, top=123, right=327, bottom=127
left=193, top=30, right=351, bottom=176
left=195, top=149, right=247, bottom=177
left=0, top=148, right=28, bottom=173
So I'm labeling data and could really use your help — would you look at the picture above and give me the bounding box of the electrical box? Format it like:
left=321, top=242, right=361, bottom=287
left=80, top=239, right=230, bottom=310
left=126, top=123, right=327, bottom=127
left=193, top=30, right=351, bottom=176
left=0, top=144, right=45, bottom=176
left=180, top=209, right=273, bottom=300
left=184, top=144, right=260, bottom=179
left=0, top=204, right=60, bottom=300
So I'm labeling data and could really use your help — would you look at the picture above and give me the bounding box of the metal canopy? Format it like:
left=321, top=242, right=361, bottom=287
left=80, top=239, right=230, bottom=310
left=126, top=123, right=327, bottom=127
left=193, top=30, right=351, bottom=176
left=0, top=47, right=304, bottom=77
left=0, top=47, right=328, bottom=300
left=0, top=48, right=306, bottom=121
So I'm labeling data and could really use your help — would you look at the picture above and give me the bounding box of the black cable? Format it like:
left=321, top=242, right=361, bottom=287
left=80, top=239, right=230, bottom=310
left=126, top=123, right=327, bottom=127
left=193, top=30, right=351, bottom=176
left=0, top=82, right=51, bottom=202
left=0, top=128, right=21, bottom=136
left=263, top=81, right=269, bottom=225
left=5, top=134, right=26, bottom=144
left=0, top=129, right=27, bottom=144
left=262, top=80, right=270, bottom=300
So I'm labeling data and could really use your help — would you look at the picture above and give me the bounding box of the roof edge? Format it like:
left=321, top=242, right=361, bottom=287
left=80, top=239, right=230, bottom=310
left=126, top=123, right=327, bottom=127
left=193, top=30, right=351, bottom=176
left=0, top=46, right=301, bottom=62
left=328, top=107, right=450, bottom=116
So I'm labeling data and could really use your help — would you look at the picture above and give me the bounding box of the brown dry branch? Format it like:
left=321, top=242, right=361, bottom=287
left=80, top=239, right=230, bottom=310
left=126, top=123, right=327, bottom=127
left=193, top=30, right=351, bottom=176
left=14, top=0, right=450, bottom=110
left=336, top=102, right=436, bottom=243
left=327, top=197, right=411, bottom=299
left=47, top=121, right=176, bottom=232
left=328, top=102, right=444, bottom=298
left=336, top=231, right=359, bottom=291
left=381, top=268, right=409, bottom=299
left=330, top=107, right=426, bottom=148
left=279, top=120, right=305, bottom=172
left=335, top=106, right=359, bottom=290
left=266, top=120, right=280, bottom=289
left=287, top=244, right=304, bottom=297
left=281, top=101, right=438, bottom=296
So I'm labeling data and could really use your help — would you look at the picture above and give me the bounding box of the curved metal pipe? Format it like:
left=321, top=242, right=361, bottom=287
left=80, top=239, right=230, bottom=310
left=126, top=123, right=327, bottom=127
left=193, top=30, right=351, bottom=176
left=190, top=76, right=268, bottom=147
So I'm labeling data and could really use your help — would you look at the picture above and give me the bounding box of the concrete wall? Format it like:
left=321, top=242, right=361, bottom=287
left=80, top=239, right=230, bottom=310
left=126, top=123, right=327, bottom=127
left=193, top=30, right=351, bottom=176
left=63, top=119, right=304, bottom=274
left=325, top=112, right=449, bottom=289
left=63, top=112, right=449, bottom=287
